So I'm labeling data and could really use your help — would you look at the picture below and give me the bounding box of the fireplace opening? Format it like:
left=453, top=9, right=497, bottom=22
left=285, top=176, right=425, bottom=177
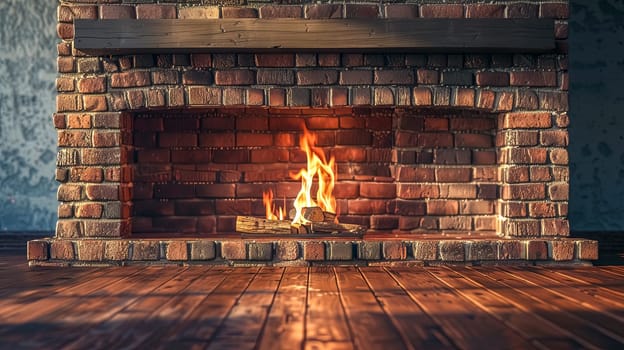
left=128, top=107, right=499, bottom=238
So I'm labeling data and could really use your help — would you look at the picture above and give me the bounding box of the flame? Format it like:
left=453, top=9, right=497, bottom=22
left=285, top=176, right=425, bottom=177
left=262, top=127, right=337, bottom=225
left=262, top=189, right=284, bottom=221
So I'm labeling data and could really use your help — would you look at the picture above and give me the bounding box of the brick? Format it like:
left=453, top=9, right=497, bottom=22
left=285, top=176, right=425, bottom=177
left=57, top=57, right=75, bottom=73
left=435, top=168, right=471, bottom=182
left=256, top=70, right=294, bottom=85
left=550, top=240, right=574, bottom=261
left=576, top=240, right=598, bottom=260
left=327, top=242, right=353, bottom=260
left=289, top=88, right=310, bottom=106
left=76, top=203, right=103, bottom=218
left=303, top=241, right=325, bottom=261
left=475, top=72, right=509, bottom=86
left=360, top=183, right=396, bottom=199
left=77, top=58, right=101, bottom=73
left=371, top=215, right=399, bottom=230
left=510, top=71, right=557, bottom=87
left=191, top=54, right=212, bottom=68
left=385, top=4, right=419, bottom=19
left=178, top=6, right=220, bottom=19
left=99, top=5, right=135, bottom=19
left=297, top=70, right=338, bottom=85
left=50, top=240, right=75, bottom=260
left=81, top=95, right=106, bottom=111
left=524, top=240, right=548, bottom=259
left=412, top=241, right=437, bottom=260
left=136, top=4, right=175, bottom=19
left=110, top=71, right=150, bottom=88
left=412, top=87, right=432, bottom=106
left=498, top=240, right=522, bottom=260
left=182, top=70, right=212, bottom=85
left=219, top=241, right=245, bottom=260
left=187, top=241, right=214, bottom=260
left=427, top=200, right=458, bottom=215
left=248, top=242, right=273, bottom=260
left=276, top=241, right=299, bottom=261
left=331, top=88, right=348, bottom=106
left=539, top=92, right=568, bottom=112
left=57, top=23, right=74, bottom=40
left=501, top=112, right=552, bottom=129
left=345, top=4, right=379, bottom=18
left=476, top=90, right=495, bottom=110
left=453, top=88, right=474, bottom=107
left=420, top=5, right=463, bottom=18
left=466, top=241, right=497, bottom=261
left=131, top=241, right=160, bottom=260
left=269, top=88, right=286, bottom=106
left=103, top=240, right=129, bottom=260
left=542, top=218, right=570, bottom=236
left=548, top=183, right=568, bottom=201
left=255, top=54, right=295, bottom=67
left=305, top=4, right=342, bottom=19
left=27, top=240, right=49, bottom=260
left=352, top=88, right=371, bottom=105
left=397, top=184, right=439, bottom=199
left=440, top=71, right=473, bottom=85
left=57, top=184, right=82, bottom=202
left=164, top=241, right=188, bottom=261
left=214, top=70, right=255, bottom=85
left=188, top=87, right=222, bottom=105
left=455, top=133, right=492, bottom=148
left=76, top=241, right=105, bottom=261
left=383, top=242, right=406, bottom=260
left=439, top=216, right=472, bottom=230
left=507, top=3, right=538, bottom=18
left=58, top=5, right=98, bottom=22
left=503, top=219, right=541, bottom=237
left=374, top=70, right=414, bottom=85
left=439, top=241, right=465, bottom=261
left=502, top=184, right=545, bottom=200
left=374, top=88, right=394, bottom=106
left=357, top=242, right=381, bottom=260
left=433, top=87, right=451, bottom=106
left=340, top=70, right=373, bottom=85
left=260, top=6, right=302, bottom=19
left=549, top=148, right=568, bottom=165
left=318, top=54, right=340, bottom=67
left=466, top=4, right=505, bottom=18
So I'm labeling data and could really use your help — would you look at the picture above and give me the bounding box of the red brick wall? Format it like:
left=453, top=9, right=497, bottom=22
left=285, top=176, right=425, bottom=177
left=54, top=0, right=569, bottom=238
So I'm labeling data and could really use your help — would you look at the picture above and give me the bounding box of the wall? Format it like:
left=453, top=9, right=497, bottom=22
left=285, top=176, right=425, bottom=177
left=569, top=0, right=624, bottom=231
left=0, top=0, right=622, bottom=233
left=0, top=0, right=57, bottom=231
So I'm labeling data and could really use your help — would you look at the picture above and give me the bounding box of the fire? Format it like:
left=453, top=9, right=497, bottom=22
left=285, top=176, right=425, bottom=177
left=262, top=127, right=337, bottom=225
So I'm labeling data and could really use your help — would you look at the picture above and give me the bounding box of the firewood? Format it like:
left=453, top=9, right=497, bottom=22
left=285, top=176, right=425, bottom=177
left=310, top=221, right=366, bottom=235
left=290, top=223, right=309, bottom=235
left=289, top=207, right=336, bottom=223
left=235, top=216, right=292, bottom=234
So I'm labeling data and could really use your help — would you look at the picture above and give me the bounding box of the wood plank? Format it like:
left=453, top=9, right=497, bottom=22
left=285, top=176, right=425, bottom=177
left=0, top=265, right=145, bottom=324
left=388, top=267, right=538, bottom=349
left=359, top=267, right=455, bottom=349
left=256, top=267, right=308, bottom=350
left=305, top=266, right=353, bottom=349
left=550, top=267, right=624, bottom=301
left=63, top=266, right=216, bottom=349
left=334, top=266, right=407, bottom=350
left=152, top=267, right=260, bottom=349
left=74, top=19, right=555, bottom=54
left=432, top=266, right=592, bottom=349
left=466, top=266, right=624, bottom=349
left=30, top=266, right=180, bottom=349
left=206, top=267, right=284, bottom=350
left=500, top=267, right=624, bottom=339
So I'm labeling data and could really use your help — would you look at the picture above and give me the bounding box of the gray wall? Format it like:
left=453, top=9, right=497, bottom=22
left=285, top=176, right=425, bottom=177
left=0, top=0, right=57, bottom=231
left=0, top=0, right=622, bottom=232
left=569, top=0, right=624, bottom=231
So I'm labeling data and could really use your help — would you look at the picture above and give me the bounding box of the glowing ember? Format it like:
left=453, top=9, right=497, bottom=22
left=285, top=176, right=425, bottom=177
left=263, top=127, right=337, bottom=224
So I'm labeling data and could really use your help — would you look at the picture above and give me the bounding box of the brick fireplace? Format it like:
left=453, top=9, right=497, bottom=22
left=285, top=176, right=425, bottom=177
left=28, top=0, right=598, bottom=266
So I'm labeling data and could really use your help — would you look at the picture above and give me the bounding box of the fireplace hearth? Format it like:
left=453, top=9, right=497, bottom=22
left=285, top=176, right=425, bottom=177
left=28, top=0, right=597, bottom=266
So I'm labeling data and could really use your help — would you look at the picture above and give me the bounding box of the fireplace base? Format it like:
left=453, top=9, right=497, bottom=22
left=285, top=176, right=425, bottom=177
left=27, top=236, right=598, bottom=267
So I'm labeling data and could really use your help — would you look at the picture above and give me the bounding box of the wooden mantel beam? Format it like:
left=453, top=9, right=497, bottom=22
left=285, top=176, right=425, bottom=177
left=74, top=19, right=555, bottom=54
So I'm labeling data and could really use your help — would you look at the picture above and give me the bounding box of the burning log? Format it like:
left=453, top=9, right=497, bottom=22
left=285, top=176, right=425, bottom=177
left=289, top=207, right=336, bottom=223
left=310, top=221, right=366, bottom=235
left=235, top=216, right=293, bottom=235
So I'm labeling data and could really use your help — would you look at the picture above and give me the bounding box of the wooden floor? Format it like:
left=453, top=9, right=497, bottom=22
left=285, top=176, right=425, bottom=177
left=1, top=252, right=624, bottom=350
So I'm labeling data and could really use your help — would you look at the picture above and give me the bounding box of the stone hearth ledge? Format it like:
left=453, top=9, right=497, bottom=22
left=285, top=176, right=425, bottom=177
left=27, top=237, right=598, bottom=267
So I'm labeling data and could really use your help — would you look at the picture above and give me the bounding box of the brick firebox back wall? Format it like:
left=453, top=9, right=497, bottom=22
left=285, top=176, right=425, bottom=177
left=54, top=0, right=570, bottom=239
left=130, top=108, right=500, bottom=235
